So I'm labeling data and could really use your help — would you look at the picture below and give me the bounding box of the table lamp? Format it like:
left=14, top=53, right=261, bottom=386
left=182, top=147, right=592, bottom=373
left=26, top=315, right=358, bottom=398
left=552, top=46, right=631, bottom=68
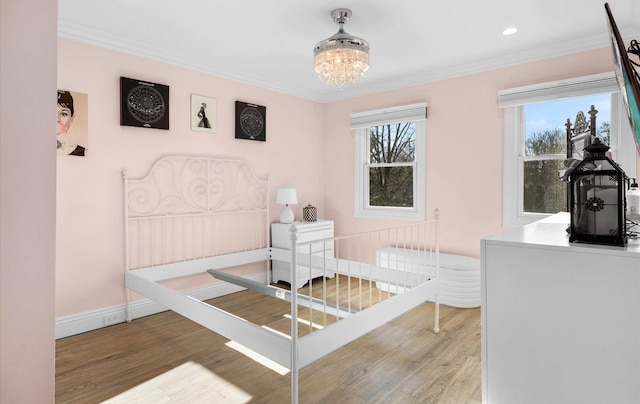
left=277, top=188, right=297, bottom=223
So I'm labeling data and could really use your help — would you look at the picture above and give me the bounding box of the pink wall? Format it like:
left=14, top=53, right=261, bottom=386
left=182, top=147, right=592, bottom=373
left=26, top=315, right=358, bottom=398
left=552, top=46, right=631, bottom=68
left=56, top=38, right=326, bottom=316
left=324, top=47, right=640, bottom=258
left=1, top=0, right=57, bottom=402
left=56, top=39, right=640, bottom=322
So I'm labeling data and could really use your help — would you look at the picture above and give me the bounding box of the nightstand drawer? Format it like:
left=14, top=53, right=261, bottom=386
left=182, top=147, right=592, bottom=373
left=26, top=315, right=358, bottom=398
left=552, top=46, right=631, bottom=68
left=272, top=221, right=333, bottom=247
left=296, top=222, right=333, bottom=244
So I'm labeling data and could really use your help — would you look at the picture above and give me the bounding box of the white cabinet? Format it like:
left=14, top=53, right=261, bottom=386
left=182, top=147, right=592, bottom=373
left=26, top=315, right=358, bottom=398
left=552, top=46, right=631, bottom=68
left=271, top=220, right=334, bottom=289
left=481, top=213, right=640, bottom=404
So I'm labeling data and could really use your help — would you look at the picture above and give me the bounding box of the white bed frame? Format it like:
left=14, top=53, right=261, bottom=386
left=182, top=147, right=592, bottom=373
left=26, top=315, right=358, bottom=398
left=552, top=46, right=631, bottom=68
left=123, top=156, right=440, bottom=403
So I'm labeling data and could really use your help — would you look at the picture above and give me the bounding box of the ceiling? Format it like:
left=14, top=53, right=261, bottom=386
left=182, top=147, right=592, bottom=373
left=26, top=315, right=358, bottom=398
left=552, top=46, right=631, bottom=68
left=58, top=0, right=640, bottom=103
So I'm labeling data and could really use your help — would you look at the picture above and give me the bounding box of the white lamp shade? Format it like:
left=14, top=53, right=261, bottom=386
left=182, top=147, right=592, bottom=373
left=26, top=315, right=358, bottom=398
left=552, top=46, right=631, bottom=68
left=276, top=188, right=298, bottom=205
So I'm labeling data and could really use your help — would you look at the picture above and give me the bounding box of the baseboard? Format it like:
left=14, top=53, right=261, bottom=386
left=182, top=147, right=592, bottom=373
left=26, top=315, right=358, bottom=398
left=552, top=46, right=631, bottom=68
left=55, top=272, right=267, bottom=339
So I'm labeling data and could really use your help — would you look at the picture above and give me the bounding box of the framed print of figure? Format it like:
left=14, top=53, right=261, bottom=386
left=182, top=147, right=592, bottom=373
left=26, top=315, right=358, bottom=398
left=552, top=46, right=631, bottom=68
left=191, top=94, right=217, bottom=133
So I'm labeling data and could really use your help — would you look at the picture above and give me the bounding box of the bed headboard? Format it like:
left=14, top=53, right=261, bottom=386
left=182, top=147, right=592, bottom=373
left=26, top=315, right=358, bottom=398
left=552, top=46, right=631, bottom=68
left=123, top=156, right=270, bottom=270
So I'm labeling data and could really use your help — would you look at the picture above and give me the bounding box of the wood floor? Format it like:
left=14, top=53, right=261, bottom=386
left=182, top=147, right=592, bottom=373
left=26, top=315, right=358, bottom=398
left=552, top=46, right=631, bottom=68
left=56, top=277, right=482, bottom=403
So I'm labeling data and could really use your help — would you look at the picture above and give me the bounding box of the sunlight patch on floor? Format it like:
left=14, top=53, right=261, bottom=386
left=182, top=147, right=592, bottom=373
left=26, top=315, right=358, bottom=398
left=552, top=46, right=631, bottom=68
left=225, top=340, right=290, bottom=376
left=100, top=361, right=252, bottom=403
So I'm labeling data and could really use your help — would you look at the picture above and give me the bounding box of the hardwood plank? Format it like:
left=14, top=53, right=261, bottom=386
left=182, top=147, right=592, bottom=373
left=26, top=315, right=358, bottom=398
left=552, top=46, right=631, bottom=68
left=56, top=278, right=480, bottom=403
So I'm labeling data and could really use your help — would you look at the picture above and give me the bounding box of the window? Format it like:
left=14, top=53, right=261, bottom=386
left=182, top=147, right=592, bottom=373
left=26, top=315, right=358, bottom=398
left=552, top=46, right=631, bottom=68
left=501, top=73, right=637, bottom=227
left=352, top=103, right=427, bottom=220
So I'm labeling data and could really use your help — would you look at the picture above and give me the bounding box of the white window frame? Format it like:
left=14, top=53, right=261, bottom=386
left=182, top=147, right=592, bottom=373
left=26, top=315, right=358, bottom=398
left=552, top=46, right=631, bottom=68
left=501, top=72, right=637, bottom=227
left=352, top=103, right=427, bottom=220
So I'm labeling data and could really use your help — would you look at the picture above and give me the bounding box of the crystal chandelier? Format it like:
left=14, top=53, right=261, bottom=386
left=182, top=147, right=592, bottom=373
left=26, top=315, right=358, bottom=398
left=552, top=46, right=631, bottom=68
left=314, top=9, right=370, bottom=88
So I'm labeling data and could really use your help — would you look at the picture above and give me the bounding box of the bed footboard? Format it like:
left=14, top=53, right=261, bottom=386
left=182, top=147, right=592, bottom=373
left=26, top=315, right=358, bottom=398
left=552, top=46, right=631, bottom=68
left=281, top=211, right=441, bottom=336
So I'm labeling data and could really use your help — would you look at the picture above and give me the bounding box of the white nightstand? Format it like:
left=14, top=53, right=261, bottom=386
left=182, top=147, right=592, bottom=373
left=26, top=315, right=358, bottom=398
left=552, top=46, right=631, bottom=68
left=271, top=220, right=334, bottom=289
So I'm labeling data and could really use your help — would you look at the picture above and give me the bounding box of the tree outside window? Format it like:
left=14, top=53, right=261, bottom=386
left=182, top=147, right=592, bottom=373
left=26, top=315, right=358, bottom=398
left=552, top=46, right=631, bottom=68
left=368, top=122, right=416, bottom=208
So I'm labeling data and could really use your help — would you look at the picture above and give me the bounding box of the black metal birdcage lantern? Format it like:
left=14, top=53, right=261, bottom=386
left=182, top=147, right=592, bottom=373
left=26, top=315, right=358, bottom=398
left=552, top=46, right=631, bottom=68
left=569, top=138, right=627, bottom=246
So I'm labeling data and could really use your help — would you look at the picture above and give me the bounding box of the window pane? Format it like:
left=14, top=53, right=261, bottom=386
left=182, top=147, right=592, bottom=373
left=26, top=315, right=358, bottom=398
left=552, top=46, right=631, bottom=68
left=523, top=159, right=567, bottom=213
left=525, top=94, right=611, bottom=156
left=522, top=94, right=612, bottom=215
left=369, top=166, right=413, bottom=207
left=524, top=128, right=566, bottom=156
left=369, top=122, right=416, bottom=163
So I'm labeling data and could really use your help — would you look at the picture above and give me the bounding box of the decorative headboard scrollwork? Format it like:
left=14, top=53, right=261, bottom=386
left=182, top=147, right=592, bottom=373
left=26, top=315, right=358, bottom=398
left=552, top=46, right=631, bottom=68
left=124, top=156, right=269, bottom=218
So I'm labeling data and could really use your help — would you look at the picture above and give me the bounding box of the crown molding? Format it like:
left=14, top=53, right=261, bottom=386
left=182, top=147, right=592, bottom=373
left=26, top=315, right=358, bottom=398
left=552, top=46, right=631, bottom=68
left=58, top=21, right=321, bottom=101
left=59, top=21, right=640, bottom=104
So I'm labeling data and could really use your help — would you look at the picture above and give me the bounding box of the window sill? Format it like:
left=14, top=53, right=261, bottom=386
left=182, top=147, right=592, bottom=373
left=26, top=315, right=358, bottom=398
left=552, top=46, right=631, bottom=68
left=355, top=207, right=424, bottom=221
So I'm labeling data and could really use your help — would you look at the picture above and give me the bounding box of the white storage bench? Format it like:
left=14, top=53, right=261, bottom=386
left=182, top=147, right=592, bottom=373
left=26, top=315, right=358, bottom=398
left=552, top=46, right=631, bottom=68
left=376, top=248, right=481, bottom=308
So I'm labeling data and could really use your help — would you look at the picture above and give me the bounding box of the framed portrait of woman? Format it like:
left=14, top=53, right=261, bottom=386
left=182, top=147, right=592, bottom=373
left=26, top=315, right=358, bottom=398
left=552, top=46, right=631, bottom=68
left=191, top=94, right=217, bottom=133
left=57, top=90, right=88, bottom=156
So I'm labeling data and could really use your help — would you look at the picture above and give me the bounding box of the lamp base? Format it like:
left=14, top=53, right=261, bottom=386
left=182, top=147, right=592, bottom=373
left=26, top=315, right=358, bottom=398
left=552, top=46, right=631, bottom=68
left=280, top=205, right=294, bottom=224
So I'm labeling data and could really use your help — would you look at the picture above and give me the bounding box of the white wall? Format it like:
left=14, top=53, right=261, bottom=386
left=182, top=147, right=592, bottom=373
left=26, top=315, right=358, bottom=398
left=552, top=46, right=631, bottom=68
left=1, top=0, right=57, bottom=401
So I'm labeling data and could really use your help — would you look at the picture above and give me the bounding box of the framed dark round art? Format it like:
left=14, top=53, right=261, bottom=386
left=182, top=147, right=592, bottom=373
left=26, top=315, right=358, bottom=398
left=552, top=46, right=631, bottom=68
left=120, top=77, right=170, bottom=130
left=235, top=101, right=266, bottom=141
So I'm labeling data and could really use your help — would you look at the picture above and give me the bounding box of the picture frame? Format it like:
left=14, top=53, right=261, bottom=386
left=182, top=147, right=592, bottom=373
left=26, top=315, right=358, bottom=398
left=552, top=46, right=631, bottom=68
left=605, top=3, right=640, bottom=157
left=120, top=76, right=169, bottom=130
left=191, top=94, right=216, bottom=133
left=57, top=89, right=88, bottom=156
left=235, top=101, right=266, bottom=141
